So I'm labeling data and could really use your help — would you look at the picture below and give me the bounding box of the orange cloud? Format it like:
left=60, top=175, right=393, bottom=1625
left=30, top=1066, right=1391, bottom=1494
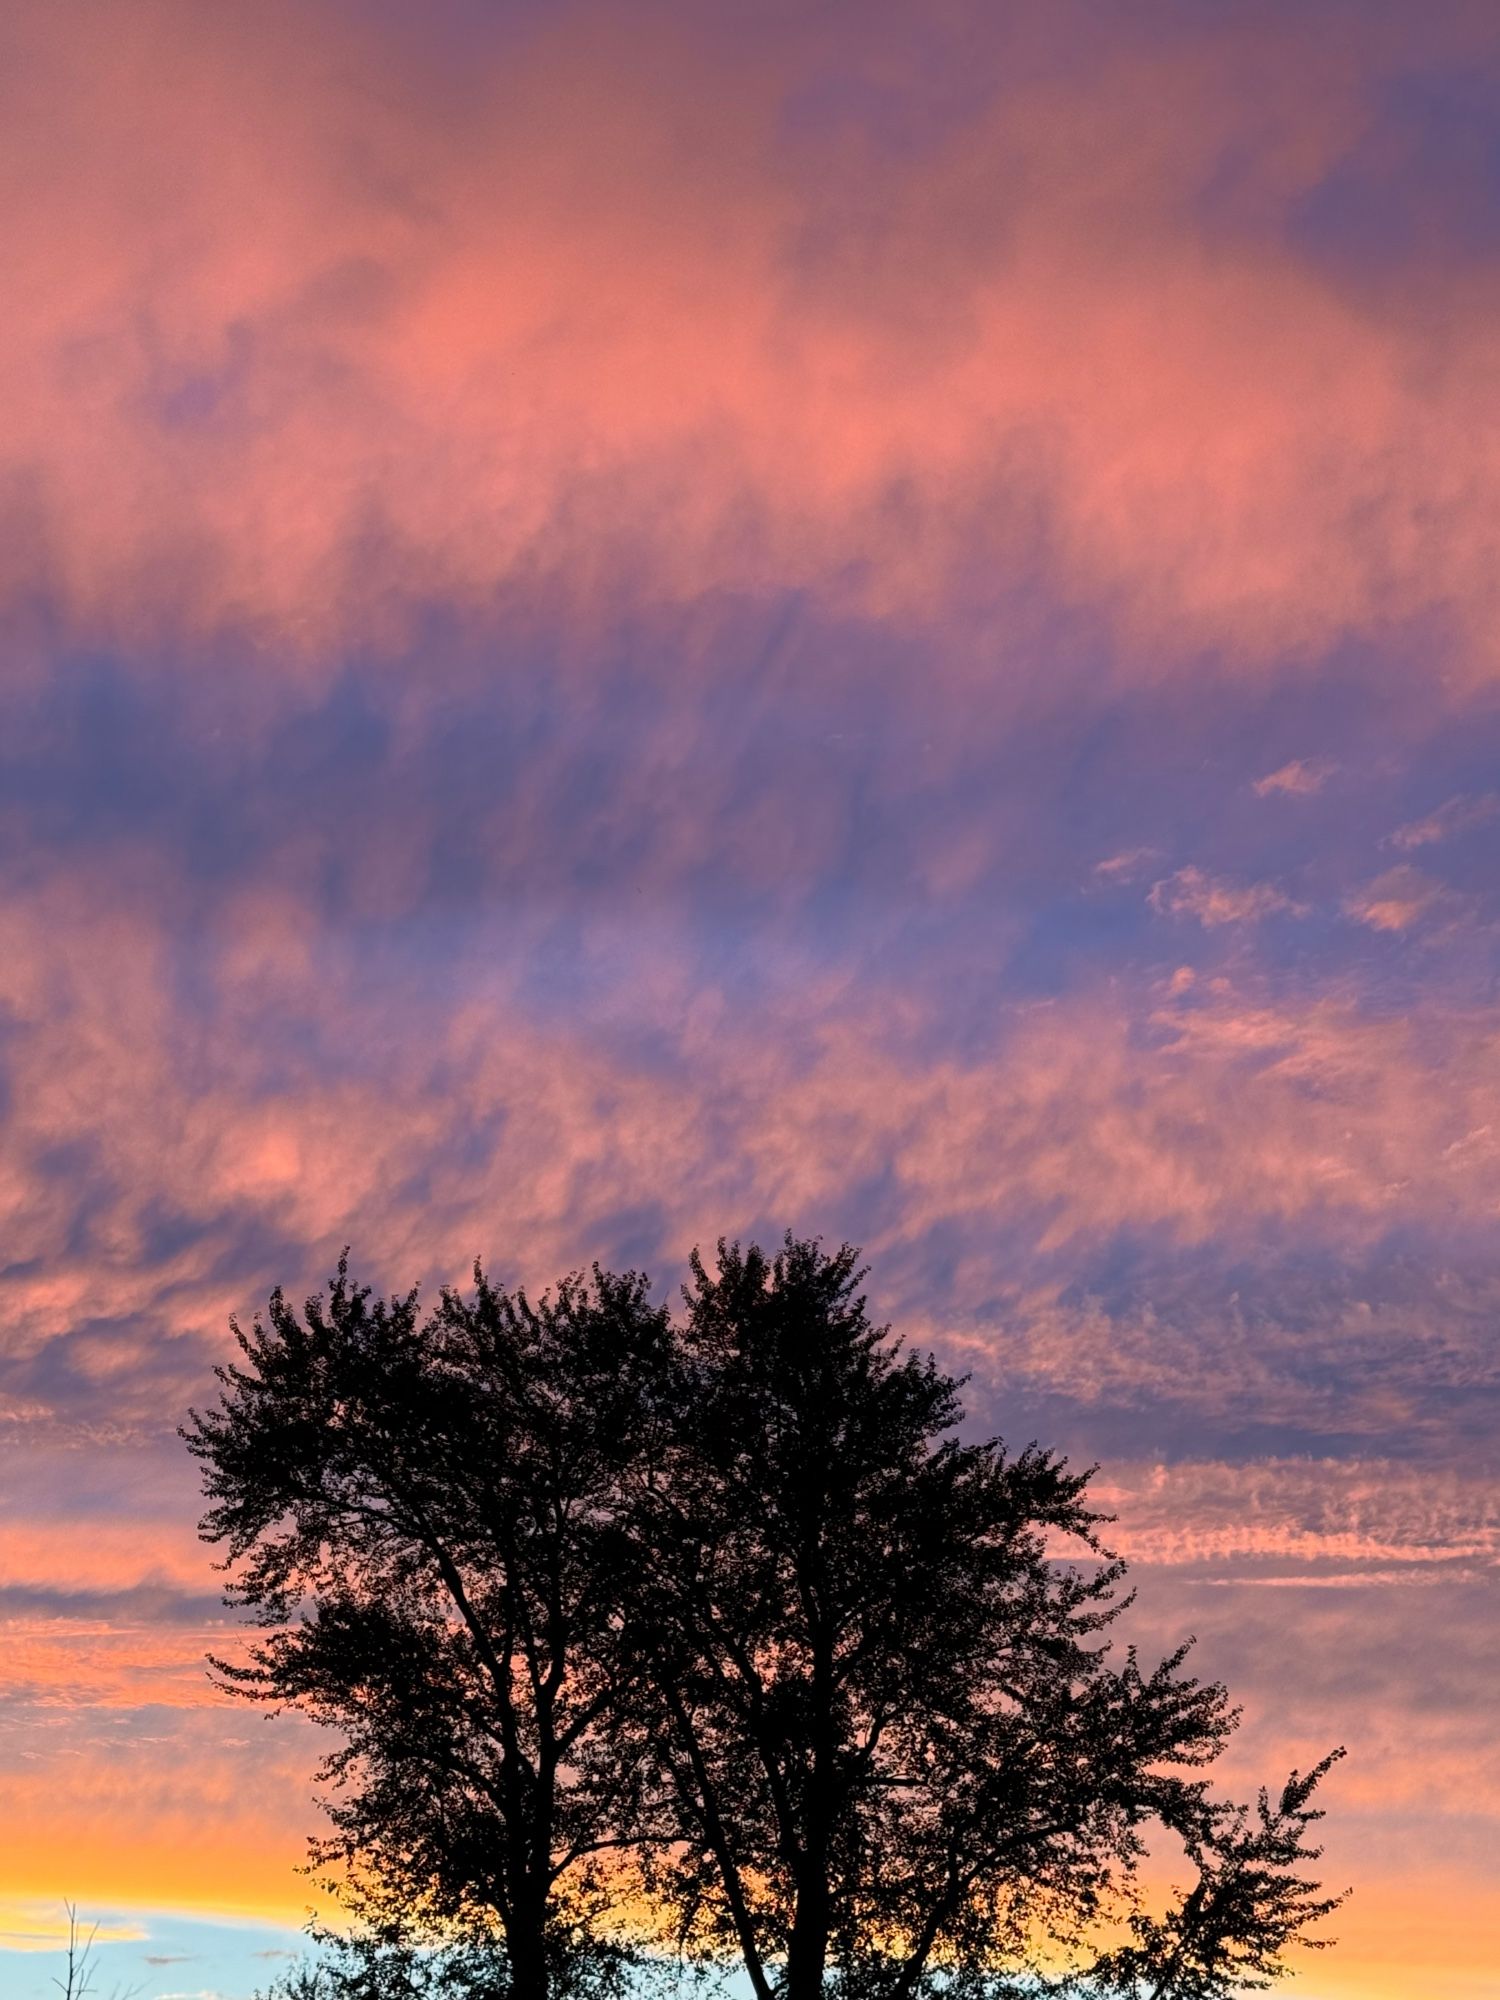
left=1, top=1618, right=235, bottom=1713
left=0, top=1715, right=318, bottom=1922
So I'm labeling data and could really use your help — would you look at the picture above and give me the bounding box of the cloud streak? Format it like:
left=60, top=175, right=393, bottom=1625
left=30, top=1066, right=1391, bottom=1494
left=1254, top=758, right=1337, bottom=797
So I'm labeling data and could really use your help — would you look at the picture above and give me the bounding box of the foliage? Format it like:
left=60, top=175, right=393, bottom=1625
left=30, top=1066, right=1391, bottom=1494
left=254, top=1923, right=511, bottom=2000
left=188, top=1235, right=1345, bottom=2000
left=616, top=1239, right=1332, bottom=2000
left=1086, top=1752, right=1348, bottom=1998
left=184, top=1259, right=673, bottom=2000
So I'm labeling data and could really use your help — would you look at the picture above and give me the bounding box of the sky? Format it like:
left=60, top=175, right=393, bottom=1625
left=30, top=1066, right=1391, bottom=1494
left=1, top=1, right=1499, bottom=1994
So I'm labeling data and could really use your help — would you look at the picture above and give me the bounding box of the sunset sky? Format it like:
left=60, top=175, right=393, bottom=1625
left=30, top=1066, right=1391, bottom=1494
left=2, top=3, right=1499, bottom=1995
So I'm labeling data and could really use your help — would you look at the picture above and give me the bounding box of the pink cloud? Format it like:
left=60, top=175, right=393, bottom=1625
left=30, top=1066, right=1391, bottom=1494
left=1148, top=866, right=1307, bottom=926
left=0, top=2, right=1498, bottom=688
left=8, top=868, right=1500, bottom=1410
left=1344, top=864, right=1447, bottom=931
left=1093, top=846, right=1158, bottom=881
left=1254, top=757, right=1337, bottom=796
left=1092, top=1458, right=1500, bottom=1573
left=1388, top=793, right=1500, bottom=850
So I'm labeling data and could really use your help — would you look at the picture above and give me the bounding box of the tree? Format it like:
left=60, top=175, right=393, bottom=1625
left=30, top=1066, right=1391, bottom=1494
left=254, top=1922, right=512, bottom=2000
left=53, top=1903, right=101, bottom=2000
left=183, top=1258, right=676, bottom=2000
left=50, top=1902, right=142, bottom=2000
left=1089, top=1751, right=1347, bottom=1999
left=187, top=1236, right=1343, bottom=2000
left=615, top=1238, right=1343, bottom=2000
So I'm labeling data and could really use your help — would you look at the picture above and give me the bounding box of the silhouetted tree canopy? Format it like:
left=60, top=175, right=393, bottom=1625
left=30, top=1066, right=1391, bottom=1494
left=186, top=1262, right=674, bottom=2000
left=255, top=1922, right=512, bottom=2000
left=189, top=1235, right=1345, bottom=2000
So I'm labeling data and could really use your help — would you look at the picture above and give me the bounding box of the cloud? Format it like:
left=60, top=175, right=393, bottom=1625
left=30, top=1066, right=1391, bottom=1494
left=0, top=1702, right=321, bottom=1920
left=8, top=866, right=1500, bottom=1436
left=1093, top=847, right=1158, bottom=881
left=965, top=1258, right=1500, bottom=1438
left=0, top=1902, right=147, bottom=1951
left=1344, top=864, right=1447, bottom=930
left=1389, top=792, right=1500, bottom=850
left=2, top=1, right=1500, bottom=687
left=1253, top=757, right=1336, bottom=797
left=5, top=833, right=1498, bottom=1932
left=1148, top=866, right=1307, bottom=926
left=0, top=1608, right=243, bottom=1713
left=1094, top=1458, right=1500, bottom=1574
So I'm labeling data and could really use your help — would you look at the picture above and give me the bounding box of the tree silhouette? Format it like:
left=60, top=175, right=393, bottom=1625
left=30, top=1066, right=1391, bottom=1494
left=184, top=1259, right=675, bottom=2000
left=615, top=1238, right=1342, bottom=2000
left=254, top=1922, right=511, bottom=2000
left=189, top=1236, right=1344, bottom=2000
left=50, top=1903, right=142, bottom=2000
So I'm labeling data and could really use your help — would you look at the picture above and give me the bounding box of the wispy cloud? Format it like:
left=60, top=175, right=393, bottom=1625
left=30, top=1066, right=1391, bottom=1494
left=1344, top=865, right=1447, bottom=931
left=1094, top=847, right=1158, bottom=881
left=1389, top=793, right=1500, bottom=850
left=1148, top=867, right=1307, bottom=926
left=1253, top=758, right=1337, bottom=797
left=1094, top=1458, right=1500, bottom=1573
left=0, top=1903, right=146, bottom=1952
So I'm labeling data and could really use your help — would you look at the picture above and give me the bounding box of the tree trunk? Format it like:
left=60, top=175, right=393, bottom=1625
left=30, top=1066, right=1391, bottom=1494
left=784, top=1611, right=835, bottom=2000
left=508, top=1892, right=551, bottom=2000
left=784, top=1871, right=831, bottom=2000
